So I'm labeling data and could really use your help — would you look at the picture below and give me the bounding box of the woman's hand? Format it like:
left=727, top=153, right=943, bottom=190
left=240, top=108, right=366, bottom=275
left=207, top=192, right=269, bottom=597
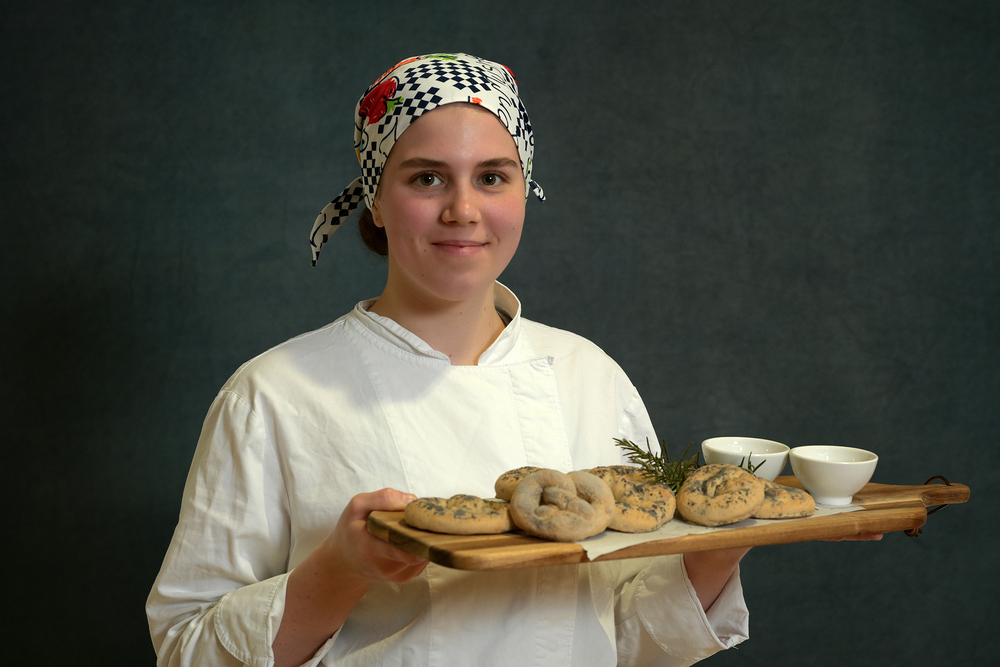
left=274, top=489, right=428, bottom=667
left=318, top=488, right=430, bottom=584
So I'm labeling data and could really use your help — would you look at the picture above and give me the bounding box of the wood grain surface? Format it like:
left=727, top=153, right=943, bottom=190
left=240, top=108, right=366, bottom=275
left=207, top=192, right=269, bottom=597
left=367, top=476, right=970, bottom=570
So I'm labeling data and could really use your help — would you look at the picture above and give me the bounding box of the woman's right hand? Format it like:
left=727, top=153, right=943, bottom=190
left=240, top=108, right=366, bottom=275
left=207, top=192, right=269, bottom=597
left=274, top=488, right=428, bottom=667
left=318, top=488, right=430, bottom=584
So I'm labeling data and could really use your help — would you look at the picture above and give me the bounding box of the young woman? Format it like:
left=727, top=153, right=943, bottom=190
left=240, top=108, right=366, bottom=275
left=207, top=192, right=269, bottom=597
left=147, top=53, right=750, bottom=667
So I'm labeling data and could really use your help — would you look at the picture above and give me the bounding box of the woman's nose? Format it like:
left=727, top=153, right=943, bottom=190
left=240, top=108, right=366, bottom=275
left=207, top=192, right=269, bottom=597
left=441, top=182, right=482, bottom=225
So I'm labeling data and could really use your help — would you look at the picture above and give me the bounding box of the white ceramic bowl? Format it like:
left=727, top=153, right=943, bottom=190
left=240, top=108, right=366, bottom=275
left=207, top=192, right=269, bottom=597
left=789, top=445, right=878, bottom=505
left=701, top=437, right=790, bottom=481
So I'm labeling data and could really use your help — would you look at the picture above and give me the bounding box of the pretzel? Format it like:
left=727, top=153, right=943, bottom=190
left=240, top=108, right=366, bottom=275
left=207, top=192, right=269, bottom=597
left=589, top=466, right=676, bottom=532
left=752, top=479, right=816, bottom=519
left=494, top=466, right=542, bottom=501
left=676, top=463, right=766, bottom=526
left=403, top=494, right=513, bottom=534
left=509, top=469, right=614, bottom=541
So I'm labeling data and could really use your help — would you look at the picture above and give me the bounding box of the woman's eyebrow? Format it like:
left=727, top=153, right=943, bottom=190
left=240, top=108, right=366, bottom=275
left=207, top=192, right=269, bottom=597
left=395, top=157, right=520, bottom=170
left=478, top=157, right=520, bottom=170
left=396, top=157, right=446, bottom=170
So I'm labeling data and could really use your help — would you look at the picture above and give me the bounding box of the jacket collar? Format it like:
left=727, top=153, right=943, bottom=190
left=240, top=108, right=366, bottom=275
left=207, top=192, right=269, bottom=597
left=349, top=282, right=532, bottom=366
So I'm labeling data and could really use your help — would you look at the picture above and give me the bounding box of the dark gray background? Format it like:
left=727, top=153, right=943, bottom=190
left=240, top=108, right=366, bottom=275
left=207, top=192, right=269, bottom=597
left=2, top=1, right=995, bottom=664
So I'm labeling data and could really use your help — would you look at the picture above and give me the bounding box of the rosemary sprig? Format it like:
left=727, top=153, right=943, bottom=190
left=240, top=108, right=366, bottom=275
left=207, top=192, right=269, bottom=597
left=614, top=438, right=701, bottom=494
left=739, top=454, right=765, bottom=475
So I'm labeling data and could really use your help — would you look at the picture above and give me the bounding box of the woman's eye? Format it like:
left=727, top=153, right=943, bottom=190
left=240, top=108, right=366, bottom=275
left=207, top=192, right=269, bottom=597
left=415, top=173, right=442, bottom=187
left=480, top=172, right=504, bottom=186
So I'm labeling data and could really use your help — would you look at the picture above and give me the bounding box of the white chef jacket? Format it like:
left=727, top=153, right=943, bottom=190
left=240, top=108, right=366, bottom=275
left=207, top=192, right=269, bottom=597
left=147, top=283, right=749, bottom=667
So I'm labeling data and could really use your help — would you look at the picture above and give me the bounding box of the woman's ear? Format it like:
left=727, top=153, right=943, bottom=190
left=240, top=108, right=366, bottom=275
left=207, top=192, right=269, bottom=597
left=370, top=197, right=385, bottom=228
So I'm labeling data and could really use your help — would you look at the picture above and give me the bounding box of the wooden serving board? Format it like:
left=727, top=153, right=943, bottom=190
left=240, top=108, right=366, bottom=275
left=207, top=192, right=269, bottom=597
left=368, top=477, right=970, bottom=571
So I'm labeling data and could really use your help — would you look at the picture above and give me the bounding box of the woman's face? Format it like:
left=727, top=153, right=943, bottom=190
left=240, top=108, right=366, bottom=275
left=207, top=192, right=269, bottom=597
left=371, top=103, right=526, bottom=309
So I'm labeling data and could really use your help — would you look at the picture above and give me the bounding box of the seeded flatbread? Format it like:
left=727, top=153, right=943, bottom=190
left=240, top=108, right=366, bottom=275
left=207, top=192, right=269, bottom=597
left=494, top=466, right=542, bottom=501
left=752, top=480, right=816, bottom=519
left=589, top=464, right=648, bottom=483
left=676, top=463, right=766, bottom=527
left=403, top=494, right=513, bottom=534
left=590, top=466, right=676, bottom=532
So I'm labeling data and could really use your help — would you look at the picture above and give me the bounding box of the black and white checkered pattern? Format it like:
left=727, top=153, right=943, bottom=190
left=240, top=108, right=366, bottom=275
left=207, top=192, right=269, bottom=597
left=309, top=178, right=364, bottom=266
left=406, top=59, right=495, bottom=93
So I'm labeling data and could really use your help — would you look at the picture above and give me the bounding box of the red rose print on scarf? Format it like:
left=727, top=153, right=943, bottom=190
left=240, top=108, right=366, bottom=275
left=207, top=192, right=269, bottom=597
left=359, top=76, right=401, bottom=127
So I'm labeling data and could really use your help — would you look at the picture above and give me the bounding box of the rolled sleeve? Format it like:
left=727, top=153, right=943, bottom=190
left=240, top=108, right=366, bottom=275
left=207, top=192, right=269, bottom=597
left=219, top=573, right=340, bottom=667
left=615, top=556, right=749, bottom=667
left=212, top=573, right=287, bottom=666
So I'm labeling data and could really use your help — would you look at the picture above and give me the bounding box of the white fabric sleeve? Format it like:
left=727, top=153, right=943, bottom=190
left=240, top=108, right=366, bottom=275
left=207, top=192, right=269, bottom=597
left=613, top=555, right=749, bottom=667
left=146, top=390, right=337, bottom=667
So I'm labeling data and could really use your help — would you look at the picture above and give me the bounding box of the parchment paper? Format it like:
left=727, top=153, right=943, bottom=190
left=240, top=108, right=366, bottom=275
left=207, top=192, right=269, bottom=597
left=576, top=504, right=863, bottom=559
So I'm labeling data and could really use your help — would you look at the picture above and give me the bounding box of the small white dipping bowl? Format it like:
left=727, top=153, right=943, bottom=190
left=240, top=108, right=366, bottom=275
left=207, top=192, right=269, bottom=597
left=701, top=437, right=790, bottom=481
left=789, top=445, right=878, bottom=506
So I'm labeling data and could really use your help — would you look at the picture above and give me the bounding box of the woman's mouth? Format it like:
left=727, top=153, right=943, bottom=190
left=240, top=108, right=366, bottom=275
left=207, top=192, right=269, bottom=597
left=433, top=240, right=487, bottom=254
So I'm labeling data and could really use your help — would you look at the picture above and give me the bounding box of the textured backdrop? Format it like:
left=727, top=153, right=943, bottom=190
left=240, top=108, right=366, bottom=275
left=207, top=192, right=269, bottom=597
left=2, top=1, right=996, bottom=664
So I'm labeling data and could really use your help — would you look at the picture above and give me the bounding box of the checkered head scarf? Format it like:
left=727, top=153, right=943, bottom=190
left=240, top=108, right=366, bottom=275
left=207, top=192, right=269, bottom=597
left=309, top=53, right=545, bottom=266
